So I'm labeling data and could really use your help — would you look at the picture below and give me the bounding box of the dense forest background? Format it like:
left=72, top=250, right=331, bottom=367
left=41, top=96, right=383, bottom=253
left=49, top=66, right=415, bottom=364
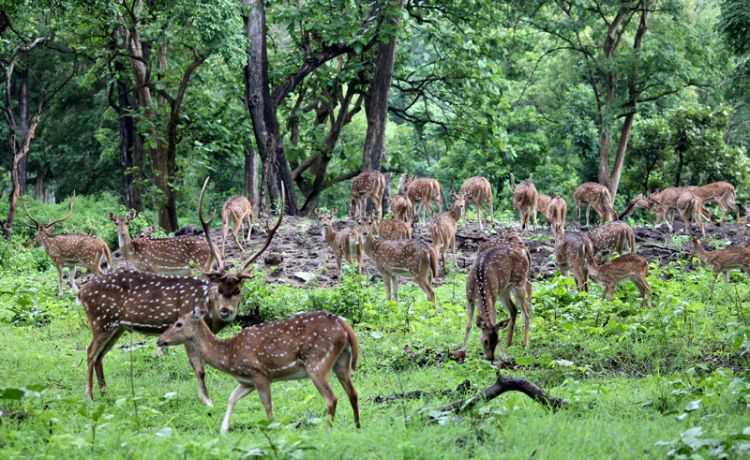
left=1, top=0, right=750, bottom=233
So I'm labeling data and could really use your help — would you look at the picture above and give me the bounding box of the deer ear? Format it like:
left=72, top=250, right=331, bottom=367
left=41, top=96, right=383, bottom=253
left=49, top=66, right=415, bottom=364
left=108, top=211, right=116, bottom=222
left=331, top=209, right=337, bottom=217
left=127, top=211, right=137, bottom=221
left=495, top=319, right=510, bottom=330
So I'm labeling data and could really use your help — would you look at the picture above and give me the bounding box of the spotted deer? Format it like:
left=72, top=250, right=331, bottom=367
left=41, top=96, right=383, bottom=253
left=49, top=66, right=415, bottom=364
left=586, top=221, right=636, bottom=262
left=536, top=193, right=551, bottom=222
left=647, top=187, right=686, bottom=227
left=690, top=239, right=750, bottom=289
left=555, top=232, right=593, bottom=292
left=371, top=218, right=412, bottom=240
left=675, top=190, right=706, bottom=236
left=317, top=210, right=364, bottom=275
left=158, top=309, right=360, bottom=433
left=221, top=195, right=255, bottom=257
left=573, top=182, right=618, bottom=226
left=108, top=211, right=215, bottom=273
left=23, top=196, right=112, bottom=295
left=455, top=241, right=532, bottom=362
left=388, top=194, right=413, bottom=225
left=135, top=225, right=159, bottom=240
left=459, top=176, right=494, bottom=230
left=619, top=194, right=669, bottom=223
left=547, top=194, right=567, bottom=240
left=398, top=174, right=442, bottom=225
left=80, top=178, right=283, bottom=405
left=687, top=181, right=739, bottom=223
left=510, top=173, right=538, bottom=230
left=362, top=219, right=438, bottom=304
left=350, top=170, right=386, bottom=221
left=586, top=252, right=651, bottom=307
left=429, top=192, right=466, bottom=270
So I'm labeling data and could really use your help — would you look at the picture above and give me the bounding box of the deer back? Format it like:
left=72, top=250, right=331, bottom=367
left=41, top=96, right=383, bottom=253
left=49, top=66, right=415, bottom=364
left=78, top=270, right=237, bottom=336
left=689, top=181, right=735, bottom=203
left=42, top=233, right=108, bottom=266
left=377, top=219, right=411, bottom=239
left=222, top=196, right=253, bottom=221
left=352, top=171, right=385, bottom=198
left=587, top=221, right=634, bottom=256
left=364, top=235, right=436, bottom=277
left=588, top=252, right=648, bottom=284
left=407, top=178, right=439, bottom=204
left=467, top=245, right=529, bottom=325
left=555, top=232, right=593, bottom=270
left=513, top=181, right=538, bottom=208
left=127, top=236, right=213, bottom=272
left=460, top=176, right=491, bottom=204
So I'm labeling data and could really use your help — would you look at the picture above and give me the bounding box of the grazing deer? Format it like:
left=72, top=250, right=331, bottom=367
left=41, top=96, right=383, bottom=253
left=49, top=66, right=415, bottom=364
left=687, top=181, right=739, bottom=223
left=23, top=196, right=112, bottom=296
left=586, top=252, right=652, bottom=308
left=388, top=194, right=413, bottom=225
left=459, top=176, right=494, bottom=230
left=362, top=219, right=438, bottom=304
left=456, top=242, right=532, bottom=361
left=371, top=218, right=412, bottom=240
left=573, top=182, right=618, bottom=226
left=317, top=210, right=364, bottom=275
left=221, top=195, right=254, bottom=257
left=158, top=309, right=360, bottom=432
left=108, top=211, right=215, bottom=273
left=536, top=193, right=551, bottom=222
left=646, top=187, right=685, bottom=227
left=398, top=174, right=442, bottom=225
left=690, top=239, right=750, bottom=289
left=619, top=194, right=669, bottom=223
left=80, top=178, right=283, bottom=405
left=510, top=173, right=538, bottom=230
left=430, top=192, right=466, bottom=270
left=350, top=170, right=386, bottom=220
left=586, top=221, right=636, bottom=262
left=555, top=232, right=593, bottom=291
left=547, top=194, right=567, bottom=240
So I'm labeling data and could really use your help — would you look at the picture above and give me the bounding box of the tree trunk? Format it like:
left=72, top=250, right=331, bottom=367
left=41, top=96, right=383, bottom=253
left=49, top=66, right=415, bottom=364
left=244, top=147, right=259, bottom=211
left=114, top=58, right=144, bottom=211
left=16, top=66, right=29, bottom=195
left=244, top=0, right=297, bottom=215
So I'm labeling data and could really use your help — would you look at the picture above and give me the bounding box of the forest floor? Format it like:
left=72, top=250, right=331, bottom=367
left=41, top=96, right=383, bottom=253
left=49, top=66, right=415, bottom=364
left=146, top=214, right=750, bottom=288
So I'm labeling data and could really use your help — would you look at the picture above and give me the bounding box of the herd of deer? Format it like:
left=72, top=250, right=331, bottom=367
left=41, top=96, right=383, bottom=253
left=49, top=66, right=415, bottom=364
left=16, top=169, right=750, bottom=433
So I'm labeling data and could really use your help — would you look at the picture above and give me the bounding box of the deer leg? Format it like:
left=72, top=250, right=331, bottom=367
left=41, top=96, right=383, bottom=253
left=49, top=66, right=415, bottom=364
left=632, top=276, right=651, bottom=308
left=307, top=368, right=338, bottom=426
left=333, top=356, right=360, bottom=428
left=220, top=383, right=255, bottom=434
left=383, top=273, right=392, bottom=301
left=221, top=222, right=229, bottom=259
left=69, top=265, right=78, bottom=292
left=86, top=329, right=121, bottom=400
left=451, top=235, right=457, bottom=268
left=232, top=220, right=245, bottom=253
left=489, top=198, right=494, bottom=225
left=185, top=344, right=213, bottom=407
left=458, top=300, right=475, bottom=353
left=56, top=264, right=64, bottom=296
left=416, top=272, right=436, bottom=306
left=94, top=329, right=124, bottom=394
left=392, top=275, right=399, bottom=303
left=513, top=283, right=532, bottom=349
left=246, top=215, right=253, bottom=243
left=254, top=377, right=274, bottom=420
left=500, top=292, right=518, bottom=349
left=585, top=205, right=591, bottom=227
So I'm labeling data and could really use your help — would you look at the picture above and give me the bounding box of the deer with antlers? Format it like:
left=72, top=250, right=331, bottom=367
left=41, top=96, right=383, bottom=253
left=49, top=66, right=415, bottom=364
left=586, top=252, right=652, bottom=308
left=221, top=195, right=255, bottom=258
left=350, top=170, right=385, bottom=221
left=398, top=174, right=442, bottom=225
left=459, top=176, right=494, bottom=230
left=573, top=182, right=618, bottom=227
left=687, top=181, right=739, bottom=223
left=510, top=173, right=538, bottom=230
left=79, top=178, right=283, bottom=405
left=362, top=216, right=438, bottom=304
left=455, top=239, right=532, bottom=362
left=23, top=195, right=112, bottom=296
left=388, top=194, right=413, bottom=225
left=555, top=232, right=593, bottom=292
left=430, top=192, right=466, bottom=270
left=317, top=210, right=364, bottom=276
left=586, top=221, right=636, bottom=262
left=158, top=308, right=360, bottom=432
left=690, top=239, right=750, bottom=289
left=547, top=194, right=567, bottom=240
left=108, top=211, right=215, bottom=274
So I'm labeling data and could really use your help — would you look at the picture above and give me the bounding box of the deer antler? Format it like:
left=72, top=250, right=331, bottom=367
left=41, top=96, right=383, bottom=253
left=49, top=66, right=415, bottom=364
left=198, top=178, right=224, bottom=273
left=46, top=192, right=76, bottom=228
left=240, top=182, right=284, bottom=273
left=21, top=198, right=41, bottom=228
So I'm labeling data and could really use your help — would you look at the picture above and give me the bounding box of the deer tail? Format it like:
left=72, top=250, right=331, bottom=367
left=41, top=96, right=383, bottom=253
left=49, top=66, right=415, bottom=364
left=339, top=318, right=359, bottom=372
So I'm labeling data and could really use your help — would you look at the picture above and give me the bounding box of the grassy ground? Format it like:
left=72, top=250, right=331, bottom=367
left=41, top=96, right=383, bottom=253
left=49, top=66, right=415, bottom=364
left=1, top=234, right=749, bottom=459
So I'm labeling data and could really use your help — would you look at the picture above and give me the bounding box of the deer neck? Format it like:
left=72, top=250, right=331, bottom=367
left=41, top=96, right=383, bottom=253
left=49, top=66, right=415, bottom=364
left=322, top=224, right=336, bottom=246
left=188, top=320, right=233, bottom=373
left=449, top=205, right=462, bottom=221
left=117, top=227, right=134, bottom=257
left=693, top=243, right=709, bottom=264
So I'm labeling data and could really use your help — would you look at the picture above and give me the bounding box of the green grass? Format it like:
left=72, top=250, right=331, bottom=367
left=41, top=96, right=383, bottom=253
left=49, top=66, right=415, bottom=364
left=1, top=238, right=749, bottom=459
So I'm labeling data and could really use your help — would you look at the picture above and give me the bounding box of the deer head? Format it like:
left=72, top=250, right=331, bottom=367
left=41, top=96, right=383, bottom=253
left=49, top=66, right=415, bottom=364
left=479, top=318, right=510, bottom=361
left=23, top=193, right=76, bottom=246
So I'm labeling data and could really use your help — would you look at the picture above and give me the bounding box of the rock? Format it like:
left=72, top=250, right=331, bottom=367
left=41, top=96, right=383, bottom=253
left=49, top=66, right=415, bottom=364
left=270, top=266, right=283, bottom=277
left=265, top=252, right=283, bottom=265
left=292, top=272, right=316, bottom=283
